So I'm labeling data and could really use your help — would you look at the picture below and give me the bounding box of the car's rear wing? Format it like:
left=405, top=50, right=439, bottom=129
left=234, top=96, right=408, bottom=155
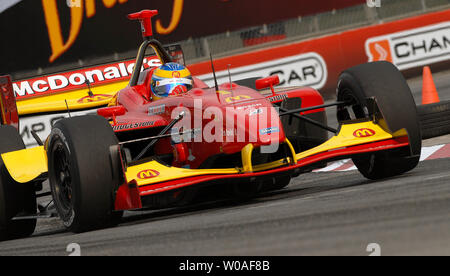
left=0, top=75, right=19, bottom=130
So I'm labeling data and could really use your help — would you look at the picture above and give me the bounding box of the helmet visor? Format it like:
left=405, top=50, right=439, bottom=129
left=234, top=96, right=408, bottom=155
left=153, top=78, right=193, bottom=97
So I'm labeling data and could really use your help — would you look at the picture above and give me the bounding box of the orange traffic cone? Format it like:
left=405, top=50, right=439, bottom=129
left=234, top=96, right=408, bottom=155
left=422, top=66, right=440, bottom=105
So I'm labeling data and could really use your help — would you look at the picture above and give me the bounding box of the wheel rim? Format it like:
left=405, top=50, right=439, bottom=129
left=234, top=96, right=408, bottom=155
left=50, top=140, right=73, bottom=218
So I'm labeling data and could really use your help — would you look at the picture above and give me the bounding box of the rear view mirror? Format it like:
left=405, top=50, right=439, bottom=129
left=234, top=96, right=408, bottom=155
left=255, top=75, right=280, bottom=95
left=97, top=105, right=126, bottom=118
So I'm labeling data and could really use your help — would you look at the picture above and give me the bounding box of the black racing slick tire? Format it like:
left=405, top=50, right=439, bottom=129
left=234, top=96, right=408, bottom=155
left=337, top=61, right=421, bottom=180
left=0, top=125, right=37, bottom=241
left=417, top=100, right=450, bottom=140
left=48, top=115, right=121, bottom=233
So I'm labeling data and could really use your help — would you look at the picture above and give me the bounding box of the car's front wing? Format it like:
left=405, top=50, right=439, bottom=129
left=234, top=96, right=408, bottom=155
left=115, top=120, right=412, bottom=210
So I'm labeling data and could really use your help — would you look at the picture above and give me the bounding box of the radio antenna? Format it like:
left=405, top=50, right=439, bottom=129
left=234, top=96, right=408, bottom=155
left=227, top=64, right=233, bottom=92
left=209, top=53, right=219, bottom=92
left=85, top=79, right=94, bottom=97
left=227, top=64, right=235, bottom=109
left=64, top=100, right=72, bottom=118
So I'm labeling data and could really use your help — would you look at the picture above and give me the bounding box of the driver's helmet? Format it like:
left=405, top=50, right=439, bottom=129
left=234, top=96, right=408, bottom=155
left=150, top=63, right=193, bottom=101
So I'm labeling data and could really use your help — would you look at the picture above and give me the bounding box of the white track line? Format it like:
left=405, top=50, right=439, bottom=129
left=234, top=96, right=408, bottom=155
left=420, top=144, right=445, bottom=161
left=314, top=159, right=351, bottom=172
left=314, top=144, right=448, bottom=173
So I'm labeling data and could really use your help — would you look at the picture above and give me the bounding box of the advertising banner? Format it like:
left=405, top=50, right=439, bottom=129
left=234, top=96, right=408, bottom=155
left=365, top=22, right=450, bottom=70
left=188, top=9, right=450, bottom=97
left=0, top=0, right=365, bottom=74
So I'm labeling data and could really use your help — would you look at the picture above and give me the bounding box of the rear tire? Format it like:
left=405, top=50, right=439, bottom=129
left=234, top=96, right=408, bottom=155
left=417, top=100, right=450, bottom=140
left=48, top=116, right=121, bottom=233
left=337, top=62, right=421, bottom=180
left=0, top=125, right=36, bottom=241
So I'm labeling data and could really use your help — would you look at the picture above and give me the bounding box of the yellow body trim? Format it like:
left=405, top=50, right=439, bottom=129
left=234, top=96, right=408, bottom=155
left=1, top=147, right=48, bottom=183
left=296, top=121, right=399, bottom=161
left=17, top=81, right=127, bottom=115
left=126, top=162, right=240, bottom=187
left=128, top=121, right=403, bottom=187
left=252, top=158, right=291, bottom=172
left=241, top=143, right=254, bottom=173
left=285, top=139, right=298, bottom=164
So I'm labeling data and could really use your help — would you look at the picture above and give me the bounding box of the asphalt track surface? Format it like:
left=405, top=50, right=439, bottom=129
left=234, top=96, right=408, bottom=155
left=1, top=70, right=449, bottom=256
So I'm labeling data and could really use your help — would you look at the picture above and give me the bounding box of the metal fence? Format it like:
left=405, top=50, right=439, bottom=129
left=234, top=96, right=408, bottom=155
left=179, top=0, right=450, bottom=63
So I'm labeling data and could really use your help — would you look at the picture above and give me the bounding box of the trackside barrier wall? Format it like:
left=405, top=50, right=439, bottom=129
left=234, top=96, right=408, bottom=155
left=188, top=9, right=450, bottom=98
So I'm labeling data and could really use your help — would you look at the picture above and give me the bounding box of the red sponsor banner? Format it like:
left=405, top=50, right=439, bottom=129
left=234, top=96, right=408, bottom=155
left=13, top=57, right=162, bottom=99
left=188, top=9, right=450, bottom=97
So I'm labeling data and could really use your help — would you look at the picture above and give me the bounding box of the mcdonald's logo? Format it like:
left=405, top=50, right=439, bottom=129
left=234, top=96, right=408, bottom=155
left=137, top=169, right=160, bottom=180
left=77, top=94, right=112, bottom=103
left=353, top=128, right=376, bottom=138
left=225, top=95, right=252, bottom=103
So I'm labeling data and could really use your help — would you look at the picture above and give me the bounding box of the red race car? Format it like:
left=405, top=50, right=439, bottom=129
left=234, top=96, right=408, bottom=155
left=0, top=10, right=421, bottom=239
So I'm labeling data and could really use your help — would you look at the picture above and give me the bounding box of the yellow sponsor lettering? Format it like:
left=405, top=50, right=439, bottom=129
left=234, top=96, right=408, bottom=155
left=43, top=0, right=183, bottom=63
left=43, top=0, right=185, bottom=63
left=43, top=0, right=182, bottom=62
left=42, top=0, right=84, bottom=63
left=155, top=0, right=184, bottom=35
left=225, top=95, right=252, bottom=103
left=217, top=91, right=231, bottom=95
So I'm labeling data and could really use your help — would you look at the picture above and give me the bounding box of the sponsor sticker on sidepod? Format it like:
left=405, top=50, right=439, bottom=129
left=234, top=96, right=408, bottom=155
left=260, top=127, right=280, bottom=135
left=198, top=52, right=328, bottom=90
left=366, top=22, right=450, bottom=70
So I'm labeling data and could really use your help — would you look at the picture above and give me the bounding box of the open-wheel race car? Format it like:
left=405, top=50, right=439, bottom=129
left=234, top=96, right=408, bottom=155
left=0, top=10, right=421, bottom=240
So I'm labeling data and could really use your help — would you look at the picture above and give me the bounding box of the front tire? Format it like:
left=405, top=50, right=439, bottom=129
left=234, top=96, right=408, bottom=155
left=48, top=116, right=121, bottom=233
left=337, top=62, right=421, bottom=180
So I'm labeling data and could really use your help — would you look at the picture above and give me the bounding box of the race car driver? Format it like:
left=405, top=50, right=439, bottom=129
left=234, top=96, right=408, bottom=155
left=150, top=62, right=194, bottom=101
